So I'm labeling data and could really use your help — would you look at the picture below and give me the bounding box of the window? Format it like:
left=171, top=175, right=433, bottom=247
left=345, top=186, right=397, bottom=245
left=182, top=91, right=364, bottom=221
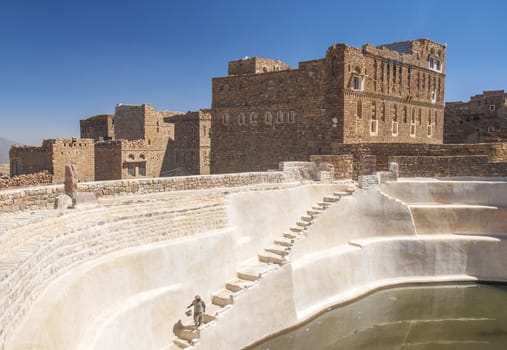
left=381, top=102, right=385, bottom=122
left=265, top=112, right=272, bottom=124
left=351, top=75, right=363, bottom=91
left=403, top=106, right=408, bottom=123
left=418, top=108, right=422, bottom=125
left=277, top=111, right=284, bottom=123
left=250, top=112, right=257, bottom=125
left=428, top=57, right=434, bottom=69
left=392, top=121, right=398, bottom=136
left=356, top=100, right=362, bottom=119
left=436, top=60, right=441, bottom=71
left=127, top=163, right=135, bottom=176
left=410, top=123, right=416, bottom=137
left=370, top=120, right=378, bottom=135
left=138, top=163, right=146, bottom=176
left=427, top=124, right=433, bottom=137
left=431, top=91, right=436, bottom=103
left=288, top=111, right=296, bottom=123
left=490, top=105, right=496, bottom=111
left=238, top=113, right=246, bottom=125
left=222, top=113, right=230, bottom=125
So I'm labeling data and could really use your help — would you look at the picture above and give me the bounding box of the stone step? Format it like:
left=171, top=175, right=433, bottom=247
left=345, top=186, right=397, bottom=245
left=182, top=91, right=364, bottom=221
left=317, top=201, right=331, bottom=207
left=177, top=328, right=199, bottom=342
left=274, top=236, right=295, bottom=247
left=290, top=226, right=304, bottom=233
left=265, top=245, right=291, bottom=256
left=225, top=278, right=257, bottom=293
left=237, top=262, right=278, bottom=281
left=333, top=191, right=351, bottom=197
left=258, top=251, right=287, bottom=265
left=307, top=209, right=321, bottom=216
left=283, top=232, right=301, bottom=239
left=297, top=221, right=311, bottom=227
left=312, top=204, right=327, bottom=211
left=301, top=215, right=313, bottom=222
left=205, top=303, right=231, bottom=318
left=212, top=288, right=234, bottom=307
left=323, top=195, right=340, bottom=203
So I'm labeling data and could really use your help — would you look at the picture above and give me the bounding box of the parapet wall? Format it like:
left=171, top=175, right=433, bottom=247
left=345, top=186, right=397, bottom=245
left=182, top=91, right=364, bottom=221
left=0, top=171, right=287, bottom=213
left=389, top=155, right=507, bottom=177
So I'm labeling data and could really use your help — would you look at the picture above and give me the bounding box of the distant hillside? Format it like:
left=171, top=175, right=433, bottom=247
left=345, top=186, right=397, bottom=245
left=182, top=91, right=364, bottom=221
left=0, top=137, right=17, bottom=163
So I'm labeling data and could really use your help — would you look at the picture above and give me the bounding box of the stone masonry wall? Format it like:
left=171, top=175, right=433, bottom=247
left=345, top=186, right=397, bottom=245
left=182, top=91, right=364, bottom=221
left=0, top=171, right=53, bottom=190
left=0, top=171, right=286, bottom=213
left=49, top=139, right=95, bottom=184
left=332, top=142, right=507, bottom=176
left=389, top=155, right=507, bottom=177
left=309, top=155, right=353, bottom=179
left=9, top=145, right=51, bottom=176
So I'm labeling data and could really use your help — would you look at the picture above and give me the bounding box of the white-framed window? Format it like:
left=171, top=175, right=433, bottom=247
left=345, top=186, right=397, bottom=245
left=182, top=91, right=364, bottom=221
left=238, top=113, right=246, bottom=125
left=370, top=119, right=378, bottom=136
left=490, top=105, right=496, bottom=111
left=276, top=111, right=284, bottom=123
left=392, top=121, right=398, bottom=136
left=428, top=57, right=443, bottom=72
left=250, top=112, right=257, bottom=125
left=431, top=91, right=436, bottom=103
left=288, top=111, right=296, bottom=123
left=222, top=113, right=230, bottom=125
left=127, top=163, right=135, bottom=176
left=265, top=112, right=272, bottom=124
left=351, top=75, right=363, bottom=91
left=410, top=123, right=416, bottom=137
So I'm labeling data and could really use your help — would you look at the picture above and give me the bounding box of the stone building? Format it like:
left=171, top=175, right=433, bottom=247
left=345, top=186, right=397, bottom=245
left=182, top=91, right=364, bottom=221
left=10, top=138, right=95, bottom=183
left=210, top=38, right=446, bottom=173
left=444, top=90, right=507, bottom=143
left=80, top=114, right=115, bottom=141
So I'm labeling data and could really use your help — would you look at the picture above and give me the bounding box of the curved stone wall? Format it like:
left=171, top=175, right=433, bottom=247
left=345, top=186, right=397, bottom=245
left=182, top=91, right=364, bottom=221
left=3, top=180, right=507, bottom=350
left=3, top=183, right=341, bottom=349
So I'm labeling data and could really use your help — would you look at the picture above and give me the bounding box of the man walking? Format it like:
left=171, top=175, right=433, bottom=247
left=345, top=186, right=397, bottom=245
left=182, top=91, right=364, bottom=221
left=187, top=294, right=206, bottom=329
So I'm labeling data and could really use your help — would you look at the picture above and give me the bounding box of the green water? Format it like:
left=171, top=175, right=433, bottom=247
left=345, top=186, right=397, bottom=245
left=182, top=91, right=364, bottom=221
left=248, top=283, right=507, bottom=350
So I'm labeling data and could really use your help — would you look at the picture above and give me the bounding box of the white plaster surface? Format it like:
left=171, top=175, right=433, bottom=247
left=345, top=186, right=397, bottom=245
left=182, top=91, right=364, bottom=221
left=5, top=180, right=507, bottom=350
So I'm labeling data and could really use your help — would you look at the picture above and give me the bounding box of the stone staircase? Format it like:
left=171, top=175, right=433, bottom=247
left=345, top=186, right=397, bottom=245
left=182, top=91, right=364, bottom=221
left=171, top=188, right=355, bottom=349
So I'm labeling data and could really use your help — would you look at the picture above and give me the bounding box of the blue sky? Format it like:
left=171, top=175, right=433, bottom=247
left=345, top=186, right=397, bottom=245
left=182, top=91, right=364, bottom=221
left=1, top=0, right=506, bottom=145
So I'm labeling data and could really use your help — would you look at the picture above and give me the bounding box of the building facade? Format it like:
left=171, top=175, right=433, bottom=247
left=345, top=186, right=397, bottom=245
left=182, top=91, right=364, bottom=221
left=444, top=90, right=507, bottom=143
left=210, top=38, right=447, bottom=173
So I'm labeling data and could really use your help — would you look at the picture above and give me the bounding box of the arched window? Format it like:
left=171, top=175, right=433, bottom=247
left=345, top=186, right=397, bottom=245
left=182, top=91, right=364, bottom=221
left=238, top=113, right=246, bottom=125
left=250, top=112, right=257, bottom=125
left=288, top=111, right=296, bottom=123
left=277, top=111, right=284, bottom=123
left=265, top=112, right=272, bottom=124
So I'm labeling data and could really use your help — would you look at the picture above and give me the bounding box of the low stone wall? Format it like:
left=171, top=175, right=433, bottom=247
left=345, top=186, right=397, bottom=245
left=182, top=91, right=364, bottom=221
left=0, top=171, right=53, bottom=190
left=0, top=171, right=286, bottom=213
left=389, top=155, right=507, bottom=177
left=309, top=155, right=353, bottom=179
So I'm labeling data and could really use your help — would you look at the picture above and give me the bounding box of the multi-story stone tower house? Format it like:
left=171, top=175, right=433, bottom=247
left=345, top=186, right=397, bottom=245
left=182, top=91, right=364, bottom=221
left=210, top=38, right=446, bottom=173
left=444, top=90, right=507, bottom=143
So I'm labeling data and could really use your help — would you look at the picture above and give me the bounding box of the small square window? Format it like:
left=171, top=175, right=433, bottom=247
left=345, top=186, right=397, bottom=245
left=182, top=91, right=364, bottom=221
left=490, top=105, right=496, bottom=111
left=222, top=113, right=230, bottom=125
